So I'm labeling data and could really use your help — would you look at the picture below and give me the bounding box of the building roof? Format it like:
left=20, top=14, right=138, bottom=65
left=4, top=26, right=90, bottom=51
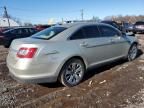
left=0, top=17, right=20, bottom=27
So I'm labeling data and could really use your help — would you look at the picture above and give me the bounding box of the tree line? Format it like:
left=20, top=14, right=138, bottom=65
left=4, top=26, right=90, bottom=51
left=104, top=15, right=144, bottom=23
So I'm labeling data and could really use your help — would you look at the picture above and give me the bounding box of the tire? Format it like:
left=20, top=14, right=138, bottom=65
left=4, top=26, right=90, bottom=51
left=4, top=40, right=12, bottom=48
left=4, top=43, right=10, bottom=48
left=128, top=44, right=138, bottom=61
left=59, top=58, right=85, bottom=87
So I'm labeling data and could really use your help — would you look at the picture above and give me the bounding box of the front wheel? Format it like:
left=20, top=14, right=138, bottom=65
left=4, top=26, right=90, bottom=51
left=59, top=58, right=85, bottom=87
left=128, top=44, right=138, bottom=61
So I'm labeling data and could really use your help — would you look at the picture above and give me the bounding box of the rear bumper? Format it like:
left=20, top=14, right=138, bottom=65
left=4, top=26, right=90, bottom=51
left=9, top=70, right=57, bottom=83
left=7, top=62, right=58, bottom=83
left=6, top=55, right=63, bottom=83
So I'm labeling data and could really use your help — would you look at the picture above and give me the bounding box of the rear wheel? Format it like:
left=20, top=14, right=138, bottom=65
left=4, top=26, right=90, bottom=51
left=4, top=40, right=12, bottom=48
left=4, top=43, right=10, bottom=48
left=128, top=44, right=138, bottom=61
left=59, top=58, right=85, bottom=87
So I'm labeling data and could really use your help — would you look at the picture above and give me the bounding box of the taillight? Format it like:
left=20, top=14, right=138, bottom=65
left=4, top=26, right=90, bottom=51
left=17, top=47, right=37, bottom=58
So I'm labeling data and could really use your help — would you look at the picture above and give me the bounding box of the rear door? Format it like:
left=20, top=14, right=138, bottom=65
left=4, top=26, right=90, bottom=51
left=70, top=25, right=113, bottom=66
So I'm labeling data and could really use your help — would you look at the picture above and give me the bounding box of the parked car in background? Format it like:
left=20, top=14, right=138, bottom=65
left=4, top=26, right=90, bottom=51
left=133, top=21, right=144, bottom=34
left=0, top=27, right=38, bottom=48
left=101, top=20, right=122, bottom=31
left=35, top=25, right=51, bottom=31
left=0, top=27, right=14, bottom=35
left=7, top=23, right=138, bottom=87
left=0, top=27, right=12, bottom=32
left=123, top=23, right=134, bottom=32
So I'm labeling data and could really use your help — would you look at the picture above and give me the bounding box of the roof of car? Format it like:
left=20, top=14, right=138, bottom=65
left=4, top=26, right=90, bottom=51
left=55, top=22, right=108, bottom=28
left=12, top=27, right=34, bottom=29
left=101, top=20, right=116, bottom=22
left=3, top=27, right=35, bottom=33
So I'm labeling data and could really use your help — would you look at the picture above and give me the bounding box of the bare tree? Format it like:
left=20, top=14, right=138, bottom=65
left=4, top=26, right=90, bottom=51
left=104, top=15, right=144, bottom=23
left=2, top=12, right=22, bottom=26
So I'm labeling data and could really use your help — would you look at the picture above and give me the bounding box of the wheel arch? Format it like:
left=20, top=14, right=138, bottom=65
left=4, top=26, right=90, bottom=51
left=57, top=55, right=88, bottom=80
left=132, top=41, right=138, bottom=46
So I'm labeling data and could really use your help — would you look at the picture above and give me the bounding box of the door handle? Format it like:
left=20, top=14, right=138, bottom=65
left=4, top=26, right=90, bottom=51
left=80, top=42, right=89, bottom=47
left=44, top=50, right=59, bottom=55
left=110, top=39, right=115, bottom=43
left=114, top=36, right=121, bottom=40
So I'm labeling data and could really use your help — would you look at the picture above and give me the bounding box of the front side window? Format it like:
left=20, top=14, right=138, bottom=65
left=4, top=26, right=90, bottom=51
left=98, top=25, right=121, bottom=37
left=32, top=26, right=66, bottom=40
left=83, top=26, right=100, bottom=38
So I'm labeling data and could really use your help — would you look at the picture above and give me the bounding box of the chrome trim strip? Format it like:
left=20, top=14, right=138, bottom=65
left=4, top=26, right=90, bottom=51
left=84, top=41, right=127, bottom=48
left=44, top=50, right=59, bottom=55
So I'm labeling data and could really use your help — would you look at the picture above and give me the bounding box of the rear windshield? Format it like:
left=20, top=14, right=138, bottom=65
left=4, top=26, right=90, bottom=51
left=135, top=22, right=144, bottom=25
left=31, top=26, right=66, bottom=39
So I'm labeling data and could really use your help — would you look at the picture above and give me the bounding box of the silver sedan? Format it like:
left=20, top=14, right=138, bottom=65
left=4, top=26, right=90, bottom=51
left=7, top=22, right=138, bottom=87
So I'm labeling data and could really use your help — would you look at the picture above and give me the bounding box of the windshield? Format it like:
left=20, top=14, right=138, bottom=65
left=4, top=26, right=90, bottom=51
left=31, top=26, right=66, bottom=39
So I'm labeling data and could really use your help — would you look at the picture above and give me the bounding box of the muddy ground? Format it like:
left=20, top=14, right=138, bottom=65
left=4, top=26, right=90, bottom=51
left=0, top=34, right=144, bottom=108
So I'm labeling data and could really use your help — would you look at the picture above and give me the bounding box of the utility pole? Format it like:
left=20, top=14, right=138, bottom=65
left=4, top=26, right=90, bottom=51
left=80, top=9, right=84, bottom=21
left=4, top=6, right=10, bottom=27
left=62, top=18, right=64, bottom=24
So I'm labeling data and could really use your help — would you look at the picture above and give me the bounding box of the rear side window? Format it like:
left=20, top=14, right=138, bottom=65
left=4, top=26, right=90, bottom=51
left=83, top=26, right=100, bottom=38
left=70, top=25, right=100, bottom=40
left=70, top=29, right=85, bottom=40
left=98, top=25, right=121, bottom=37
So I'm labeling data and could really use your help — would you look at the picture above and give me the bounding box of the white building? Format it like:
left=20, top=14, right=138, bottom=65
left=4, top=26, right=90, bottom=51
left=0, top=17, right=20, bottom=27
